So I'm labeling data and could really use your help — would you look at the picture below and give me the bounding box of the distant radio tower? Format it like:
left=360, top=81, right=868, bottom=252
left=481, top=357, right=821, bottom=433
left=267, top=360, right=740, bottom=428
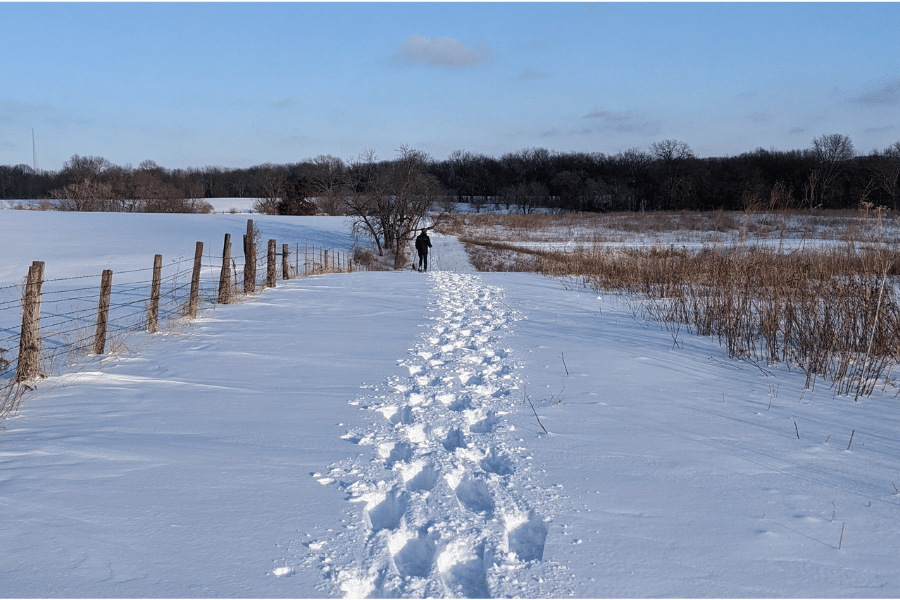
left=32, top=128, right=38, bottom=172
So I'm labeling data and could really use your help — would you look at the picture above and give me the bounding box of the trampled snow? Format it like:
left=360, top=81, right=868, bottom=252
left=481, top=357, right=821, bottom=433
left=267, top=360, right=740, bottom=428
left=2, top=210, right=900, bottom=597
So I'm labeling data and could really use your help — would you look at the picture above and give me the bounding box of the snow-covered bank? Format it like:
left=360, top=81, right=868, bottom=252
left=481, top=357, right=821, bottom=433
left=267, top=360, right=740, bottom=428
left=0, top=211, right=355, bottom=286
left=2, top=214, right=900, bottom=597
left=0, top=272, right=430, bottom=597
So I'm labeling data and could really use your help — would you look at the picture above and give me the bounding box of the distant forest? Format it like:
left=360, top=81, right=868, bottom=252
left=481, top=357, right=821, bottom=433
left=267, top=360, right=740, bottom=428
left=2, top=134, right=899, bottom=213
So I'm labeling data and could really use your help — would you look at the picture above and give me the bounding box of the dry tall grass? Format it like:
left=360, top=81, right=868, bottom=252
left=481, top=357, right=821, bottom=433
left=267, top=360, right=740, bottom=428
left=445, top=210, right=900, bottom=398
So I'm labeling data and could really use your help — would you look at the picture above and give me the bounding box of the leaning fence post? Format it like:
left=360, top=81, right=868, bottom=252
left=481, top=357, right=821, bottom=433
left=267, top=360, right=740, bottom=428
left=94, top=269, right=113, bottom=355
left=15, top=261, right=45, bottom=382
left=244, top=219, right=256, bottom=293
left=282, top=243, right=290, bottom=281
left=266, top=239, right=277, bottom=288
left=148, top=254, right=162, bottom=334
left=218, top=233, right=232, bottom=304
left=189, top=241, right=203, bottom=318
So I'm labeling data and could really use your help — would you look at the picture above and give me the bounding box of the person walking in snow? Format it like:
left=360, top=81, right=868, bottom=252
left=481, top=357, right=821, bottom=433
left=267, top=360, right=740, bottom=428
left=415, top=229, right=432, bottom=272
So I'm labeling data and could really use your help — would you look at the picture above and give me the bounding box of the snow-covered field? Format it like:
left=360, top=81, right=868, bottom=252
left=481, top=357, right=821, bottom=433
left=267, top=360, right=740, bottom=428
left=2, top=211, right=900, bottom=597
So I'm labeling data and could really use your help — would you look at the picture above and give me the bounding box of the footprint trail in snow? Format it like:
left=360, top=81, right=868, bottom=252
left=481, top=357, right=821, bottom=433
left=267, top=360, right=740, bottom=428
left=307, top=272, right=572, bottom=598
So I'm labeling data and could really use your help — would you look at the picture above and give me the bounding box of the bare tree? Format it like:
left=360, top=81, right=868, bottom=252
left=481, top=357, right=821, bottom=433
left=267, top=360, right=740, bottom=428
left=651, top=139, right=695, bottom=210
left=501, top=181, right=549, bottom=214
left=346, top=146, right=446, bottom=269
left=51, top=154, right=115, bottom=211
left=808, top=133, right=855, bottom=206
left=251, top=163, right=285, bottom=215
left=51, top=178, right=113, bottom=211
left=614, top=148, right=653, bottom=211
left=869, top=141, right=900, bottom=210
left=309, top=155, right=348, bottom=215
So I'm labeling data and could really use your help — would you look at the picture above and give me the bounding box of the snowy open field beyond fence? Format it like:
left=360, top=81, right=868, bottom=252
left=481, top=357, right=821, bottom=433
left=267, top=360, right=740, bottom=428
left=2, top=209, right=900, bottom=598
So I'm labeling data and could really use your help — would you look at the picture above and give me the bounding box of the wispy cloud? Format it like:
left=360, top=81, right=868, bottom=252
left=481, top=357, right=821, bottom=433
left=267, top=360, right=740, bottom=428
left=839, top=76, right=900, bottom=108
left=746, top=111, right=772, bottom=123
left=582, top=109, right=658, bottom=135
left=0, top=98, right=56, bottom=117
left=395, top=35, right=493, bottom=68
left=851, top=77, right=900, bottom=106
left=864, top=125, right=896, bottom=134
left=518, top=69, right=550, bottom=80
left=272, top=98, right=297, bottom=109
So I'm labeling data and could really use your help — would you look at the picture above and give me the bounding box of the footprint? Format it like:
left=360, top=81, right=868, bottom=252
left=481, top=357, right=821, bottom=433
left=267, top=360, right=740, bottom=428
left=378, top=405, right=415, bottom=426
left=403, top=422, right=433, bottom=445
left=401, top=460, right=440, bottom=492
left=442, top=427, right=467, bottom=452
left=358, top=486, right=407, bottom=532
left=504, top=510, right=549, bottom=562
left=437, top=540, right=490, bottom=599
left=458, top=371, right=483, bottom=386
left=479, top=448, right=514, bottom=476
left=379, top=441, right=413, bottom=467
left=467, top=410, right=500, bottom=434
left=391, top=528, right=437, bottom=579
left=448, top=472, right=495, bottom=515
left=442, top=393, right=471, bottom=412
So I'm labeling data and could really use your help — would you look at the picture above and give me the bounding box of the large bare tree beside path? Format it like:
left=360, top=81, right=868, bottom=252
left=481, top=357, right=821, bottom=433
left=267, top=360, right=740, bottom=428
left=347, top=146, right=450, bottom=269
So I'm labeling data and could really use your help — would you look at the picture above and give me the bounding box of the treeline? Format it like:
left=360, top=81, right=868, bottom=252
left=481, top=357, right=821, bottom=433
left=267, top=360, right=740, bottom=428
left=2, top=134, right=899, bottom=213
left=430, top=136, right=900, bottom=213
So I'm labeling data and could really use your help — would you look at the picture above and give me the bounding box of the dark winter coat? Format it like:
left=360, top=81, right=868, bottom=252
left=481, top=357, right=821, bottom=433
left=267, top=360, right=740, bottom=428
left=415, top=232, right=432, bottom=255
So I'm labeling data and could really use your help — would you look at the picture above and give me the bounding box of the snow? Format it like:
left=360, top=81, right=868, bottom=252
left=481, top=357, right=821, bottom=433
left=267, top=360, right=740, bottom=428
left=2, top=211, right=900, bottom=597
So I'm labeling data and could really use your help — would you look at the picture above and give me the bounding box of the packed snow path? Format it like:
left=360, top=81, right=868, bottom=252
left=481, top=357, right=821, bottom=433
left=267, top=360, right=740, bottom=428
left=308, top=272, right=570, bottom=598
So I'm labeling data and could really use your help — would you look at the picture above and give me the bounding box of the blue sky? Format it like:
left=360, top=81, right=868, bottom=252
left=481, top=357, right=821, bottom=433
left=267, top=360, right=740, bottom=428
left=2, top=2, right=899, bottom=170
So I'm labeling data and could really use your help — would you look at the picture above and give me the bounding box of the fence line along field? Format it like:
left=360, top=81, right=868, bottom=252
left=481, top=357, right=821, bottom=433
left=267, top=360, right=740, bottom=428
left=1, top=212, right=359, bottom=418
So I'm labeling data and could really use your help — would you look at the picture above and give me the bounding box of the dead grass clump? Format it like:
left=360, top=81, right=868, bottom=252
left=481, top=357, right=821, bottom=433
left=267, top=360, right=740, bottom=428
left=0, top=382, right=29, bottom=421
left=352, top=247, right=393, bottom=271
left=462, top=227, right=900, bottom=398
left=583, top=244, right=900, bottom=397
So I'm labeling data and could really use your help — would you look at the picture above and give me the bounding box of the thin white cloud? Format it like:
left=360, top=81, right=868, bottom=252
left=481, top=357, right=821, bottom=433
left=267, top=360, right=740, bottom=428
left=864, top=125, right=896, bottom=134
left=838, top=76, right=900, bottom=109
left=852, top=77, right=900, bottom=106
left=395, top=35, right=493, bottom=68
left=518, top=69, right=550, bottom=80
left=582, top=109, right=658, bottom=135
left=272, top=98, right=297, bottom=109
left=0, top=98, right=56, bottom=117
left=746, top=111, right=773, bottom=123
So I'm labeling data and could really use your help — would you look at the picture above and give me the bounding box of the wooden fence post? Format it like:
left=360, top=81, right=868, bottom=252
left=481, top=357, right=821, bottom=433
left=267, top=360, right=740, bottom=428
left=295, top=242, right=299, bottom=276
left=304, top=244, right=308, bottom=276
left=15, top=261, right=45, bottom=382
left=189, top=241, right=203, bottom=318
left=148, top=254, right=162, bottom=333
left=218, top=233, right=232, bottom=304
left=324, top=249, right=329, bottom=273
left=266, top=239, right=277, bottom=287
left=282, top=243, right=290, bottom=281
left=94, top=269, right=112, bottom=355
left=244, top=219, right=256, bottom=293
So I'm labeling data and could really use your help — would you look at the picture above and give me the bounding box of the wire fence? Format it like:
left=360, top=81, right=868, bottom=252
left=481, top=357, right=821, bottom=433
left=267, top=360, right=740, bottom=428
left=1, top=225, right=357, bottom=418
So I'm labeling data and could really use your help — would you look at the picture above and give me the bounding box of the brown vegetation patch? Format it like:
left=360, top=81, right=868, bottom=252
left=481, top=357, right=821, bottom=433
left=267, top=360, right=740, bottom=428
left=445, top=210, right=900, bottom=399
